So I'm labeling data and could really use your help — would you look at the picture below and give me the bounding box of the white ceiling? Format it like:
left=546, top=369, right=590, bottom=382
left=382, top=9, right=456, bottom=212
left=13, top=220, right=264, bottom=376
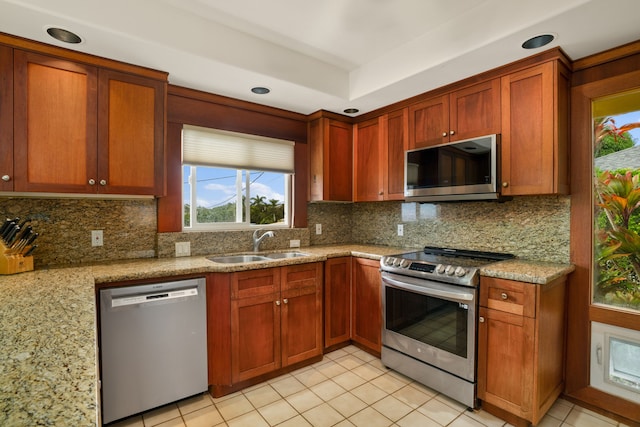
left=2, top=0, right=640, bottom=116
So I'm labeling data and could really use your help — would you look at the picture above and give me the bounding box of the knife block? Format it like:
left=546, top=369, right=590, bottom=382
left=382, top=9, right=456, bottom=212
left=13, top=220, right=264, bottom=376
left=0, top=242, right=34, bottom=275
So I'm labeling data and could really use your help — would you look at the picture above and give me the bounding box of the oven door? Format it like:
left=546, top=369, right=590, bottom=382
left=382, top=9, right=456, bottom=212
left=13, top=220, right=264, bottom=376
left=381, top=272, right=477, bottom=381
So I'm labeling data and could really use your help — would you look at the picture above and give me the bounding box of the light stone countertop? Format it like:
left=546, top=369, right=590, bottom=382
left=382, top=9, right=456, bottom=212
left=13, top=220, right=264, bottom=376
left=0, top=245, right=573, bottom=426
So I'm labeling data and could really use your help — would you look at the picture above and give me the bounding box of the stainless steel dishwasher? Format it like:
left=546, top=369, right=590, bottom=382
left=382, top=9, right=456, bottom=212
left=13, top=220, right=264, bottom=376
left=99, top=277, right=208, bottom=424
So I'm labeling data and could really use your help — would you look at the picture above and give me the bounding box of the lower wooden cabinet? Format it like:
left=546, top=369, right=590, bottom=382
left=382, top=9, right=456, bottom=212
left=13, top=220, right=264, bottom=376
left=351, top=257, right=382, bottom=354
left=324, top=257, right=352, bottom=348
left=477, top=276, right=567, bottom=426
left=207, top=262, right=323, bottom=393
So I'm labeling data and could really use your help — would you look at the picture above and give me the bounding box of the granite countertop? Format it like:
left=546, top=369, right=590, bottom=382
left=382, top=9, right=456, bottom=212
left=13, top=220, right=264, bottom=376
left=0, top=244, right=573, bottom=426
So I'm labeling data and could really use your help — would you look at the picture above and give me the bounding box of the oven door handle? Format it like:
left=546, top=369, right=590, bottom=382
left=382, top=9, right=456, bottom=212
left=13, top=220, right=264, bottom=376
left=382, top=274, right=474, bottom=303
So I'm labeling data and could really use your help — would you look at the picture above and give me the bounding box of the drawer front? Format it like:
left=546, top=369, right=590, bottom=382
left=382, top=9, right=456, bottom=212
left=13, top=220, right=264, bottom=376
left=232, top=268, right=280, bottom=299
left=480, top=277, right=536, bottom=318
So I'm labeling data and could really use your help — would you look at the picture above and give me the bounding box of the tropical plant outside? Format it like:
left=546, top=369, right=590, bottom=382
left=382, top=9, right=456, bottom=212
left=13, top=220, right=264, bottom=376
left=184, top=195, right=284, bottom=226
left=594, top=116, right=640, bottom=310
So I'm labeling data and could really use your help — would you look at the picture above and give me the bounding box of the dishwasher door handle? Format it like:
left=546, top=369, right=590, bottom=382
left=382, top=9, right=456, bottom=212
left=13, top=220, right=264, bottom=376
left=110, top=286, right=199, bottom=308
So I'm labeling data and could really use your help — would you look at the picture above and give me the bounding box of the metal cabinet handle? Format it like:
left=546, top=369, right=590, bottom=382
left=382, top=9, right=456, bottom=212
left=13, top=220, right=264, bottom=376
left=99, top=179, right=107, bottom=186
left=88, top=179, right=96, bottom=185
left=501, top=292, right=508, bottom=300
left=275, top=300, right=281, bottom=306
left=450, top=130, right=455, bottom=135
left=1, top=175, right=10, bottom=182
left=442, top=132, right=447, bottom=137
left=479, top=316, right=485, bottom=323
left=283, top=298, right=288, bottom=304
left=502, top=182, right=509, bottom=188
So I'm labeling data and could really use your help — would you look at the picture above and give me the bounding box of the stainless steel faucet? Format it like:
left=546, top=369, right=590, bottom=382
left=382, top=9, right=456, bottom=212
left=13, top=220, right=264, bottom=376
left=252, top=229, right=274, bottom=252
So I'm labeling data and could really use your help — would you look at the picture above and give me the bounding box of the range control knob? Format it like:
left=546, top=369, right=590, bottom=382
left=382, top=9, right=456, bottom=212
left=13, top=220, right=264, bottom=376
left=454, top=266, right=467, bottom=277
left=435, top=264, right=446, bottom=274
left=400, top=259, right=411, bottom=268
left=385, top=257, right=395, bottom=266
left=445, top=265, right=456, bottom=275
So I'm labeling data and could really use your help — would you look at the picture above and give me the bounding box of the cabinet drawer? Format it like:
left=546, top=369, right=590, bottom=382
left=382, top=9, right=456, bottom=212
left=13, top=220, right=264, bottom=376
left=480, top=277, right=536, bottom=318
left=232, top=268, right=280, bottom=299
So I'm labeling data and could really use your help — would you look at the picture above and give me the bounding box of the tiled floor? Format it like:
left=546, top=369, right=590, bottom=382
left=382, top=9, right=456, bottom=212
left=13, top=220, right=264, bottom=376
left=109, top=345, right=629, bottom=427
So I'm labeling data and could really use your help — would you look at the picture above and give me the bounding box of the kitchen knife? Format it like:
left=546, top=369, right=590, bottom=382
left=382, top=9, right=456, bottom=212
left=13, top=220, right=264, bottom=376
left=1, top=222, right=16, bottom=243
left=5, top=225, right=20, bottom=247
left=0, top=218, right=13, bottom=235
left=23, top=244, right=37, bottom=257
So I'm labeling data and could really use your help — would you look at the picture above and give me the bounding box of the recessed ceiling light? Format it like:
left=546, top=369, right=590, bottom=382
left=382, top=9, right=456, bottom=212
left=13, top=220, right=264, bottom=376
left=522, top=34, right=555, bottom=49
left=46, top=27, right=82, bottom=44
left=251, top=87, right=270, bottom=95
left=343, top=108, right=359, bottom=114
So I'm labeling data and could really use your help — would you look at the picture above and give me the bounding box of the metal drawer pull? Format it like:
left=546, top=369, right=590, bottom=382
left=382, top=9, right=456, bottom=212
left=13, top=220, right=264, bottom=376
left=89, top=179, right=96, bottom=185
left=501, top=292, right=508, bottom=300
left=1, top=175, right=9, bottom=182
left=275, top=300, right=280, bottom=306
left=283, top=298, right=288, bottom=304
left=479, top=316, right=485, bottom=323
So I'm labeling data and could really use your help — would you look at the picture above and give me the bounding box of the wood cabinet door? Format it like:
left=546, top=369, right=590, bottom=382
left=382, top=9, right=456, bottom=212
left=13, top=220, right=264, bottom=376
left=0, top=45, right=12, bottom=191
left=354, top=117, right=384, bottom=201
left=13, top=50, right=98, bottom=193
left=98, top=69, right=165, bottom=195
left=500, top=62, right=568, bottom=195
left=231, top=292, right=281, bottom=383
left=409, top=94, right=449, bottom=149
left=384, top=108, right=408, bottom=200
left=309, top=118, right=353, bottom=201
left=477, top=306, right=535, bottom=419
left=281, top=263, right=323, bottom=366
left=449, top=79, right=500, bottom=142
left=351, top=257, right=382, bottom=354
left=324, top=257, right=352, bottom=348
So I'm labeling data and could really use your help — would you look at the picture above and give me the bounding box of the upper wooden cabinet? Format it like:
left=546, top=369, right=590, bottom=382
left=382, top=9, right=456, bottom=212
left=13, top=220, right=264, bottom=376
left=309, top=117, right=352, bottom=201
left=0, top=45, right=13, bottom=192
left=409, top=79, right=500, bottom=149
left=500, top=60, right=570, bottom=196
left=353, top=109, right=408, bottom=202
left=11, top=49, right=166, bottom=195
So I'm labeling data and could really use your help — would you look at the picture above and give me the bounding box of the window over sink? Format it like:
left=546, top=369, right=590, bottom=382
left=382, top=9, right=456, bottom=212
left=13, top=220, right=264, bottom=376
left=181, top=125, right=294, bottom=230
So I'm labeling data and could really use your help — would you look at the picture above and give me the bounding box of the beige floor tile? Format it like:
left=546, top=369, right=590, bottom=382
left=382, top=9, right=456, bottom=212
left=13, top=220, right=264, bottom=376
left=302, top=402, right=346, bottom=427
left=285, top=388, right=324, bottom=413
left=277, top=414, right=313, bottom=427
left=335, top=354, right=366, bottom=370
left=143, top=404, right=182, bottom=426
left=269, top=375, right=306, bottom=397
left=154, top=417, right=186, bottom=427
left=563, top=407, right=618, bottom=427
left=392, top=384, right=432, bottom=409
left=406, top=381, right=437, bottom=398
left=348, top=407, right=393, bottom=427
left=546, top=399, right=573, bottom=421
left=325, top=348, right=349, bottom=360
left=210, top=390, right=242, bottom=404
left=448, top=414, right=485, bottom=427
left=315, top=360, right=348, bottom=378
left=371, top=372, right=410, bottom=394
left=225, top=410, right=268, bottom=427
left=327, top=392, right=368, bottom=418
left=109, top=415, right=144, bottom=427
left=536, top=414, right=563, bottom=427
left=293, top=367, right=329, bottom=387
left=332, top=370, right=367, bottom=390
left=182, top=405, right=225, bottom=427
left=351, top=362, right=385, bottom=381
left=351, top=349, right=378, bottom=363
left=351, top=382, right=388, bottom=405
left=214, top=394, right=254, bottom=421
left=242, top=384, right=281, bottom=408
left=417, top=398, right=462, bottom=426
left=310, top=379, right=347, bottom=401
left=333, top=420, right=357, bottom=427
left=372, top=395, right=413, bottom=422
left=257, top=399, right=298, bottom=425
left=367, top=358, right=390, bottom=372
left=396, top=410, right=442, bottom=427
left=466, top=408, right=507, bottom=427
left=178, top=393, right=213, bottom=416
left=434, top=393, right=467, bottom=412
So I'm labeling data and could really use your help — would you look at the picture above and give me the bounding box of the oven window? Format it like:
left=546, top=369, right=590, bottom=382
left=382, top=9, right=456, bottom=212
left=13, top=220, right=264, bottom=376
left=385, top=286, right=468, bottom=358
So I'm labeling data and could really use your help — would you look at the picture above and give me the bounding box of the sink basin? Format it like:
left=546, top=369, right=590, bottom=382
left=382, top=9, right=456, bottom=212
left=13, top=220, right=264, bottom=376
left=207, top=254, right=270, bottom=264
left=264, top=251, right=310, bottom=259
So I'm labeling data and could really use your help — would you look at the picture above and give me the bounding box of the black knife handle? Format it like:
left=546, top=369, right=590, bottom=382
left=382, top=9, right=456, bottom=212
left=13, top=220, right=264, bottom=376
left=23, top=245, right=37, bottom=257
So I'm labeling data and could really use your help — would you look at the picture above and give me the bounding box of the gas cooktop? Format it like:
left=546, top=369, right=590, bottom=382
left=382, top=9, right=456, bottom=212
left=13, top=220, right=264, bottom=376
left=380, top=246, right=515, bottom=287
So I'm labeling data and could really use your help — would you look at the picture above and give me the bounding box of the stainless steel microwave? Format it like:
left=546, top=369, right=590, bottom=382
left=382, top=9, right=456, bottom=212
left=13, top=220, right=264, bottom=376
left=404, top=134, right=500, bottom=202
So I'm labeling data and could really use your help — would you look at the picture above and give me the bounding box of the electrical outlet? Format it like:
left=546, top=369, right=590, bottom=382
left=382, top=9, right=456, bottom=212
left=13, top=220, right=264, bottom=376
left=397, top=224, right=404, bottom=236
left=91, top=230, right=103, bottom=247
left=175, top=242, right=191, bottom=257
left=289, top=239, right=301, bottom=248
left=315, top=224, right=322, bottom=235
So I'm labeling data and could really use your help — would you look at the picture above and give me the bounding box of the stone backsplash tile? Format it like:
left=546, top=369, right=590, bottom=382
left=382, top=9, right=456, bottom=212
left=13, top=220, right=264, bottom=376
left=307, top=202, right=353, bottom=246
left=0, top=198, right=156, bottom=268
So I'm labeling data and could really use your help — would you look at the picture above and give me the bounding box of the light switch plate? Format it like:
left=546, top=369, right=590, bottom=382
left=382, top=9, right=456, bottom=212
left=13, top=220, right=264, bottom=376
left=175, top=241, right=191, bottom=257
left=397, top=224, right=404, bottom=236
left=290, top=239, right=301, bottom=248
left=315, top=224, right=322, bottom=235
left=91, top=230, right=103, bottom=247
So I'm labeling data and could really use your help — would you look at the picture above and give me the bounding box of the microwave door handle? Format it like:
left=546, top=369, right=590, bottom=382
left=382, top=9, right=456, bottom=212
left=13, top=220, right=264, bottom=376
left=382, top=276, right=474, bottom=303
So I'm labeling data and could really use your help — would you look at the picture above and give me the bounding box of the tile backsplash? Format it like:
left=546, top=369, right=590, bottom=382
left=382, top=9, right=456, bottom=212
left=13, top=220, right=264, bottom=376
left=0, top=194, right=570, bottom=268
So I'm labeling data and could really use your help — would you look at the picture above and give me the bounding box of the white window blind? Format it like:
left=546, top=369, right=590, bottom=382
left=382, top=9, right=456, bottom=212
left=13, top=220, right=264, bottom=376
left=182, top=125, right=295, bottom=173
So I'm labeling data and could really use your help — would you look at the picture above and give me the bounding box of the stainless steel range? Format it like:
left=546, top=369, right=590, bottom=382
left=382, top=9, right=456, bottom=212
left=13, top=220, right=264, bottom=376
left=380, top=246, right=514, bottom=408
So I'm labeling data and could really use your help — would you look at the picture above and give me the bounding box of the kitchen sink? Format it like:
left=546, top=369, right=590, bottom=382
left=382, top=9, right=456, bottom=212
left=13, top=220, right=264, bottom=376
left=264, top=251, right=309, bottom=259
left=207, top=254, right=270, bottom=264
